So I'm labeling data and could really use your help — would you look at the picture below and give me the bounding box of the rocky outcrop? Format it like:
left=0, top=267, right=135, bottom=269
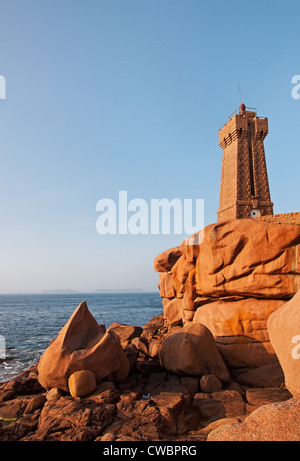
left=37, top=301, right=130, bottom=392
left=154, top=246, right=182, bottom=273
left=193, top=220, right=300, bottom=299
left=155, top=219, right=300, bottom=317
left=193, top=297, right=285, bottom=368
left=0, top=362, right=294, bottom=441
left=0, top=302, right=297, bottom=442
left=2, top=218, right=300, bottom=441
left=268, top=288, right=300, bottom=399
left=155, top=219, right=300, bottom=385
left=207, top=398, right=300, bottom=441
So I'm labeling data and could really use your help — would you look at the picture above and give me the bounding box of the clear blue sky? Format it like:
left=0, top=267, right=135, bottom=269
left=0, top=0, right=299, bottom=293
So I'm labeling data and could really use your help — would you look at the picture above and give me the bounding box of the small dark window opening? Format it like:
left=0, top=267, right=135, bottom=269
left=249, top=146, right=255, bottom=196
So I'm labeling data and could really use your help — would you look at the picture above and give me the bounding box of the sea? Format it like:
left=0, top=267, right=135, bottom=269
left=0, top=292, right=163, bottom=384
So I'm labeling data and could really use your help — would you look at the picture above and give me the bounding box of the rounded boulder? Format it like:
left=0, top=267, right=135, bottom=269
left=159, top=323, right=230, bottom=382
left=68, top=370, right=97, bottom=398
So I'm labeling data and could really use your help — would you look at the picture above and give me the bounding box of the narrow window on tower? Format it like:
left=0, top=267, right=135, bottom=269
left=247, top=122, right=255, bottom=196
left=249, top=146, right=255, bottom=196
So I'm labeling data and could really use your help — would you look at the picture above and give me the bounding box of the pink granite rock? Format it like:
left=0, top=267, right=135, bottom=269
left=159, top=323, right=230, bottom=382
left=268, top=289, right=300, bottom=399
left=37, top=301, right=128, bottom=392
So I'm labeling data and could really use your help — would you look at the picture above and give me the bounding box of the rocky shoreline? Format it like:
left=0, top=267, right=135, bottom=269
left=0, top=311, right=297, bottom=442
left=1, top=218, right=300, bottom=442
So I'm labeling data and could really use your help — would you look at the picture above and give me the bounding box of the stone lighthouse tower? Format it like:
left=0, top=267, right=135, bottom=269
left=217, top=103, right=274, bottom=223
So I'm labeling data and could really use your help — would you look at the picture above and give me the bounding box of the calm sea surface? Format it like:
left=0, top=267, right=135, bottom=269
left=0, top=292, right=162, bottom=383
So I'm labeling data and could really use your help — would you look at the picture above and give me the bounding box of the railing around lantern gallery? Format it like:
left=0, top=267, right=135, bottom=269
left=227, top=107, right=267, bottom=121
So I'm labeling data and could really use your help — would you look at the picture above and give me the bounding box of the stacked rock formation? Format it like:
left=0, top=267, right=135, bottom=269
left=206, top=286, right=300, bottom=441
left=37, top=301, right=131, bottom=394
left=2, top=217, right=300, bottom=441
left=155, top=218, right=300, bottom=387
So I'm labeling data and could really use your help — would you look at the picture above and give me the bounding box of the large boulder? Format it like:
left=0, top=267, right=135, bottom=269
left=155, top=219, right=300, bottom=380
left=155, top=220, right=300, bottom=324
left=268, top=289, right=300, bottom=399
left=154, top=246, right=182, bottom=272
left=162, top=298, right=183, bottom=326
left=193, top=297, right=285, bottom=368
left=208, top=399, right=300, bottom=441
left=159, top=323, right=230, bottom=382
left=107, top=322, right=142, bottom=347
left=193, top=219, right=300, bottom=299
left=37, top=301, right=129, bottom=392
left=158, top=272, right=176, bottom=299
left=230, top=362, right=285, bottom=388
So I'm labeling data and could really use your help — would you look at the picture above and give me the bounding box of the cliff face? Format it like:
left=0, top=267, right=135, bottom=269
left=154, top=218, right=300, bottom=379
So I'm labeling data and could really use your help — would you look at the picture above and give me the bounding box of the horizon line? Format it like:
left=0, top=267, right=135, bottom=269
left=0, top=289, right=159, bottom=295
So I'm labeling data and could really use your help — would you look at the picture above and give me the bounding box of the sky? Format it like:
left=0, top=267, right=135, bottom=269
left=0, top=0, right=299, bottom=294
